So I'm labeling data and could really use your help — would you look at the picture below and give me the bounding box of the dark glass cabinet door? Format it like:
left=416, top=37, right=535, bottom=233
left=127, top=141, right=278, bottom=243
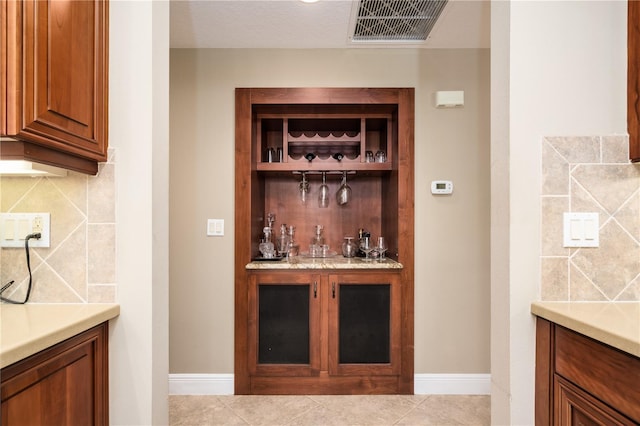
left=248, top=274, right=320, bottom=376
left=339, top=284, right=390, bottom=364
left=329, top=273, right=401, bottom=376
left=258, top=284, right=310, bottom=364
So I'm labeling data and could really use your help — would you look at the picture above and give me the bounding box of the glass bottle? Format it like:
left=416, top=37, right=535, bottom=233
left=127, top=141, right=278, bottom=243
left=259, top=227, right=275, bottom=258
left=312, top=225, right=325, bottom=245
left=277, top=224, right=290, bottom=257
left=310, top=224, right=325, bottom=257
left=287, top=225, right=299, bottom=257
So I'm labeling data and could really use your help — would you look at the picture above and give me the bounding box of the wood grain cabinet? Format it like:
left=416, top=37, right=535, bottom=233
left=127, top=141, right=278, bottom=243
left=535, top=319, right=640, bottom=426
left=235, top=88, right=415, bottom=395
left=247, top=271, right=401, bottom=394
left=1, top=0, right=108, bottom=175
left=1, top=322, right=109, bottom=426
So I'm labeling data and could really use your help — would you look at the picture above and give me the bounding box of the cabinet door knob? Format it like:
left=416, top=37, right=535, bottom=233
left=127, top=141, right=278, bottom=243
left=332, top=282, right=336, bottom=298
left=313, top=281, right=317, bottom=298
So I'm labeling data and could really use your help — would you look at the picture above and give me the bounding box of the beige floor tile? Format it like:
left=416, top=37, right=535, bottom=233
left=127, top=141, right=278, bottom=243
left=170, top=395, right=248, bottom=426
left=306, top=395, right=425, bottom=425
left=217, top=395, right=319, bottom=426
left=397, top=395, right=490, bottom=425
left=169, top=394, right=490, bottom=426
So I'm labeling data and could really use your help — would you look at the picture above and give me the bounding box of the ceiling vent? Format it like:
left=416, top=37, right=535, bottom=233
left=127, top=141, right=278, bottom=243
left=351, top=0, right=448, bottom=43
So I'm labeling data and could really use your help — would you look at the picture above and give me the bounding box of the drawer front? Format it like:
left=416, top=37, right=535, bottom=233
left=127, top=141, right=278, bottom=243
left=554, top=375, right=636, bottom=426
left=554, top=326, right=640, bottom=423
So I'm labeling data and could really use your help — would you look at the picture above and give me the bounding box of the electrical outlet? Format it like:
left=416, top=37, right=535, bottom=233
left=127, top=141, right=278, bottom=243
left=0, top=213, right=50, bottom=248
left=33, top=215, right=43, bottom=234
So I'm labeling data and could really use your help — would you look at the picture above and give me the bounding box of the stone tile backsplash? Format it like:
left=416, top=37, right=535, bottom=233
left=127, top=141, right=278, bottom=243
left=0, top=149, right=116, bottom=303
left=541, top=136, right=640, bottom=301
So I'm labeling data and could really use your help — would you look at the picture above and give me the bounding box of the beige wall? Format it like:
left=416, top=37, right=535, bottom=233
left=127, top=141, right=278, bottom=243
left=169, top=48, right=491, bottom=375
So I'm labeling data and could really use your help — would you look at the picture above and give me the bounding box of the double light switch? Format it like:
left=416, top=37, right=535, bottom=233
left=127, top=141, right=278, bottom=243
left=563, top=212, right=599, bottom=248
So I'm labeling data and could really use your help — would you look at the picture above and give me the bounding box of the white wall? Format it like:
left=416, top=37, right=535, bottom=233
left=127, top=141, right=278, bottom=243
left=109, top=1, right=169, bottom=424
left=491, top=1, right=627, bottom=423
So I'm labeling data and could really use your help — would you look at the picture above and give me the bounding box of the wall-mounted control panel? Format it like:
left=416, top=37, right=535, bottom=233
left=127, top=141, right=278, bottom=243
left=0, top=213, right=50, bottom=247
left=431, top=180, right=453, bottom=195
left=563, top=212, right=599, bottom=248
left=207, top=219, right=224, bottom=236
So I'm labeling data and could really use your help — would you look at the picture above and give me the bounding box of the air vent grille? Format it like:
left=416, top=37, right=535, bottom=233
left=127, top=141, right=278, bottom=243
left=352, top=0, right=448, bottom=42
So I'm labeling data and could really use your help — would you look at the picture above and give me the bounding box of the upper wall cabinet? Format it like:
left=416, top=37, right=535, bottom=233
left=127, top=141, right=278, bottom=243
left=630, top=0, right=639, bottom=162
left=1, top=0, right=108, bottom=175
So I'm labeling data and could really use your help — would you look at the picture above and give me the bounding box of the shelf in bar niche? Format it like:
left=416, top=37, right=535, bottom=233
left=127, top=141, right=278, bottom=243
left=256, top=159, right=391, bottom=172
left=287, top=132, right=360, bottom=159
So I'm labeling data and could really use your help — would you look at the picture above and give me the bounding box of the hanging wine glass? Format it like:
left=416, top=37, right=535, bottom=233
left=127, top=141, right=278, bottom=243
left=299, top=172, right=309, bottom=205
left=336, top=171, right=351, bottom=206
left=318, top=172, right=329, bottom=208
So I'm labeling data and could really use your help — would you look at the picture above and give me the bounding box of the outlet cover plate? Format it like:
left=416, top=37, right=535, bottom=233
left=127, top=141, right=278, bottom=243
left=0, top=213, right=50, bottom=247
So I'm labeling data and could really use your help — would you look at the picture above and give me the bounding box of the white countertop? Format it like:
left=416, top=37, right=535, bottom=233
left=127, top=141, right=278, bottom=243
left=0, top=303, right=120, bottom=369
left=531, top=301, right=640, bottom=358
left=247, top=256, right=403, bottom=270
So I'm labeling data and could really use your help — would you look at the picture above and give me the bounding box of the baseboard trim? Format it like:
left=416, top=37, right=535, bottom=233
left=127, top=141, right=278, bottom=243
left=169, top=374, right=235, bottom=395
left=168, top=373, right=491, bottom=395
left=414, top=373, right=491, bottom=395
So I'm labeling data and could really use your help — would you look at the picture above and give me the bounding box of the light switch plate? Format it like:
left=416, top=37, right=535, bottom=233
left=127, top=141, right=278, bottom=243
left=563, top=212, right=599, bottom=248
left=0, top=213, right=50, bottom=247
left=207, top=219, right=224, bottom=236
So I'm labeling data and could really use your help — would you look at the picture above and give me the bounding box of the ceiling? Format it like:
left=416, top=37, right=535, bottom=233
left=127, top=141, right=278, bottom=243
left=170, top=0, right=490, bottom=49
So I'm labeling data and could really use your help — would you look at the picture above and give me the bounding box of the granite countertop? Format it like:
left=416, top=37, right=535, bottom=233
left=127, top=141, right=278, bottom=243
left=0, top=303, right=120, bottom=369
left=246, top=256, right=403, bottom=270
left=531, top=301, right=640, bottom=358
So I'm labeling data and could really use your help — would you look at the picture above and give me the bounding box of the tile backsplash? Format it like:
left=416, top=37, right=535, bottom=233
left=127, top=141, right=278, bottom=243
left=541, top=136, right=640, bottom=301
left=0, top=149, right=116, bottom=303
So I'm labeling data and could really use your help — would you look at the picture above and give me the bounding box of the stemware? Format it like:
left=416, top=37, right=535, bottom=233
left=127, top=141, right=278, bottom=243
left=342, top=236, right=358, bottom=258
left=360, top=236, right=374, bottom=260
left=336, top=171, right=351, bottom=205
left=299, top=172, right=309, bottom=204
left=318, top=172, right=329, bottom=208
left=375, top=236, right=388, bottom=260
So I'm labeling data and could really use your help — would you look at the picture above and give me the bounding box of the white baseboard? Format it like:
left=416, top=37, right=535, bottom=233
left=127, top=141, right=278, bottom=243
left=413, top=374, right=491, bottom=395
left=169, top=374, right=234, bottom=395
left=168, top=373, right=491, bottom=395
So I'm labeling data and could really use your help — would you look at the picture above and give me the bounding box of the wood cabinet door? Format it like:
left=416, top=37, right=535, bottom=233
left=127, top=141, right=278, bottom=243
left=248, top=273, right=321, bottom=377
left=1, top=323, right=108, bottom=426
left=3, top=0, right=108, bottom=162
left=554, top=376, right=636, bottom=426
left=328, top=272, right=401, bottom=376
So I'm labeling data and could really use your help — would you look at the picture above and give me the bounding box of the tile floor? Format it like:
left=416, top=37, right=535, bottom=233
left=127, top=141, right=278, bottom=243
left=169, top=394, right=490, bottom=425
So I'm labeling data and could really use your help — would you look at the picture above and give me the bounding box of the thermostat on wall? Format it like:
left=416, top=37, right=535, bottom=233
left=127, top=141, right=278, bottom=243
left=431, top=180, right=453, bottom=195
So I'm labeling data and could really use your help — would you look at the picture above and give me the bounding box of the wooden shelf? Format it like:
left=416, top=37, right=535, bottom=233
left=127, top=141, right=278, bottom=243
left=256, top=160, right=391, bottom=172
left=288, top=134, right=360, bottom=158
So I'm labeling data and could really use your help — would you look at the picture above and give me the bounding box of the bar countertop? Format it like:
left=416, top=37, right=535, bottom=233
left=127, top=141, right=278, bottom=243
left=246, top=256, right=403, bottom=270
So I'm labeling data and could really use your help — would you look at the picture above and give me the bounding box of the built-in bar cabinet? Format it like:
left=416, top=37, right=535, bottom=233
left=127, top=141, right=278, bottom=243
left=235, top=88, right=414, bottom=395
